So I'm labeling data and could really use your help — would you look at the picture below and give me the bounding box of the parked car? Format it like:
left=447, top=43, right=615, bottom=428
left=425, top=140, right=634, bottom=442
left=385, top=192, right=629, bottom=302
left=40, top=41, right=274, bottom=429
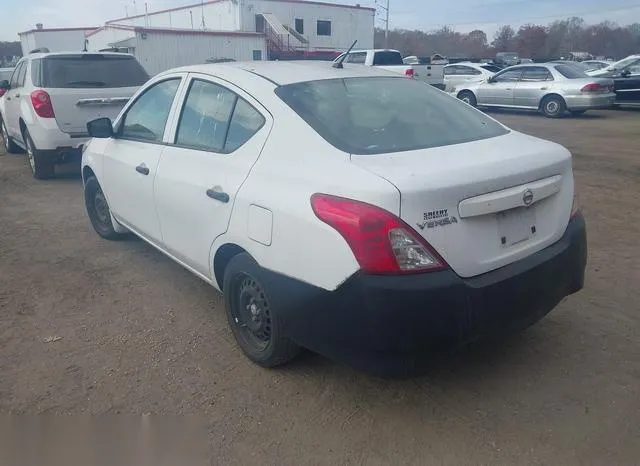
left=495, top=52, right=520, bottom=67
left=81, top=61, right=587, bottom=376
left=0, top=68, right=13, bottom=98
left=451, top=63, right=615, bottom=117
left=443, top=62, right=495, bottom=92
left=334, top=49, right=445, bottom=89
left=587, top=55, right=640, bottom=106
left=0, top=51, right=149, bottom=179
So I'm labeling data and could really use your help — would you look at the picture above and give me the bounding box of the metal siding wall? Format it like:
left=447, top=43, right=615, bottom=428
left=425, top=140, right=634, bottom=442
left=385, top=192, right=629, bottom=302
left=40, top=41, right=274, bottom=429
left=112, top=1, right=237, bottom=31
left=86, top=27, right=136, bottom=51
left=241, top=0, right=374, bottom=50
left=136, top=32, right=266, bottom=76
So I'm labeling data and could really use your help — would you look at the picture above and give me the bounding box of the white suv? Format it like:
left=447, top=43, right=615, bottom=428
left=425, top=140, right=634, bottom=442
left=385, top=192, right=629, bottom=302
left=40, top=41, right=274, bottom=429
left=81, top=62, right=587, bottom=376
left=0, top=51, right=148, bottom=179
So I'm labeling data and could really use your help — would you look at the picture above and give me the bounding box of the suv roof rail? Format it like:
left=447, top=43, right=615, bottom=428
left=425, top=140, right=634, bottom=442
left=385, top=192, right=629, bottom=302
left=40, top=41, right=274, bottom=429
left=29, top=47, right=50, bottom=54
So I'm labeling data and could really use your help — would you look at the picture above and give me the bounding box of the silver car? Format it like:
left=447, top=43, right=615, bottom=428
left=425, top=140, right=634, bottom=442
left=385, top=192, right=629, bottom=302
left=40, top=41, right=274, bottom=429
left=451, top=63, right=615, bottom=117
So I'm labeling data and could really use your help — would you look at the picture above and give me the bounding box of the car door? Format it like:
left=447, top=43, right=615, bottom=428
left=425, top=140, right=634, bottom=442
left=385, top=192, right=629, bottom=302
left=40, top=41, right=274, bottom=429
left=154, top=74, right=272, bottom=277
left=614, top=59, right=640, bottom=104
left=4, top=60, right=26, bottom=139
left=102, top=76, right=183, bottom=243
left=477, top=68, right=522, bottom=106
left=513, top=66, right=554, bottom=108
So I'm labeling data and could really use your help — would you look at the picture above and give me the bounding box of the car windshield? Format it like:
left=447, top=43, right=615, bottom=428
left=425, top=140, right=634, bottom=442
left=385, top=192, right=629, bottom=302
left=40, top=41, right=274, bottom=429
left=42, top=55, right=149, bottom=88
left=605, top=56, right=639, bottom=71
left=554, top=64, right=588, bottom=79
left=275, top=77, right=509, bottom=155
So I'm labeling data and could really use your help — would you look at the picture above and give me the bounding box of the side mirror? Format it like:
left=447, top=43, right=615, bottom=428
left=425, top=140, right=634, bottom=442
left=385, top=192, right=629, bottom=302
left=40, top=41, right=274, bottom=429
left=87, top=117, right=114, bottom=138
left=620, top=69, right=631, bottom=77
left=487, top=77, right=496, bottom=84
left=0, top=80, right=10, bottom=90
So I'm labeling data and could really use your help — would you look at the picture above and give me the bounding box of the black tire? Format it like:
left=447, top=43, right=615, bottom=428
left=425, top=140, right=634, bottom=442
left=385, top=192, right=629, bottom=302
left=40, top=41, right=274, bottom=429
left=84, top=176, right=122, bottom=240
left=224, top=253, right=301, bottom=368
left=1, top=118, right=22, bottom=154
left=570, top=110, right=587, bottom=116
left=457, top=90, right=477, bottom=107
left=540, top=95, right=566, bottom=118
left=23, top=129, right=55, bottom=179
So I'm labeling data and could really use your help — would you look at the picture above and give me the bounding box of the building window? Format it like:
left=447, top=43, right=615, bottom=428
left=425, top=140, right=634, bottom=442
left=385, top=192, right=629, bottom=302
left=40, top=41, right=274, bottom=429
left=295, top=18, right=304, bottom=35
left=317, top=20, right=331, bottom=36
left=253, top=50, right=262, bottom=61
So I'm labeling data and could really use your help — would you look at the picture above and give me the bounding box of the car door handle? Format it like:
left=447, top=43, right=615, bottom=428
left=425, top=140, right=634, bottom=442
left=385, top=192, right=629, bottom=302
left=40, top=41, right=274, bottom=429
left=14, top=93, right=20, bottom=98
left=135, top=164, right=149, bottom=175
left=206, top=189, right=229, bottom=203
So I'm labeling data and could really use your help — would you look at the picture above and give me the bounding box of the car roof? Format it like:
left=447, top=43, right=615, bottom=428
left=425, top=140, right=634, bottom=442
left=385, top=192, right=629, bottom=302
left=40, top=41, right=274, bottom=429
left=166, top=60, right=404, bottom=86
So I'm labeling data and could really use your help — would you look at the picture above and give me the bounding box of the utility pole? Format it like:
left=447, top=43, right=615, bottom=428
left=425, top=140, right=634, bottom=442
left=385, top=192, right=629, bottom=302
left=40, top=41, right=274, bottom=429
left=376, top=0, right=390, bottom=49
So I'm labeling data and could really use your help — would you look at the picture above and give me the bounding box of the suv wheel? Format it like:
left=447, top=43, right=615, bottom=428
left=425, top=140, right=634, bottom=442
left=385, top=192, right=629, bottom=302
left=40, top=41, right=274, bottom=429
left=1, top=119, right=21, bottom=154
left=23, top=129, right=55, bottom=179
left=224, top=253, right=301, bottom=367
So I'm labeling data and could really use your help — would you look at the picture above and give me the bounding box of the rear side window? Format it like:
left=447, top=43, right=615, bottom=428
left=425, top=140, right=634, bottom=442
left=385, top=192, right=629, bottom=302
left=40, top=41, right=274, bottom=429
left=31, top=59, right=42, bottom=86
left=42, top=55, right=149, bottom=88
left=276, top=77, right=509, bottom=155
left=372, top=51, right=403, bottom=66
left=175, top=79, right=265, bottom=153
left=554, top=65, right=587, bottom=79
left=521, top=67, right=553, bottom=81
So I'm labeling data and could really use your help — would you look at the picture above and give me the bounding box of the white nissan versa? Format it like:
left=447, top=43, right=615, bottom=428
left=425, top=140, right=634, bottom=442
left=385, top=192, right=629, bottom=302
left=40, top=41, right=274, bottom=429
left=81, top=61, right=587, bottom=376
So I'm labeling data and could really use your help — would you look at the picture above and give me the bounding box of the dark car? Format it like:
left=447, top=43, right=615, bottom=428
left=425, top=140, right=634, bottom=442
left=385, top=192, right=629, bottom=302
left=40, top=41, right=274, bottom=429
left=588, top=55, right=640, bottom=106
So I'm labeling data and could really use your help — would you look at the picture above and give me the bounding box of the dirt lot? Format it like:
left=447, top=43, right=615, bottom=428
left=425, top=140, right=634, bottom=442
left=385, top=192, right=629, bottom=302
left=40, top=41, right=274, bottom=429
left=1, top=109, right=639, bottom=464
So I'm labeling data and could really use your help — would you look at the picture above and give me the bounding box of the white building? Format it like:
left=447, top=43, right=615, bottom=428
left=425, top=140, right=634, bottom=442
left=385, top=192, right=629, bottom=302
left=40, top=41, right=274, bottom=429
left=105, top=0, right=375, bottom=58
left=19, top=26, right=97, bottom=55
left=86, top=25, right=267, bottom=76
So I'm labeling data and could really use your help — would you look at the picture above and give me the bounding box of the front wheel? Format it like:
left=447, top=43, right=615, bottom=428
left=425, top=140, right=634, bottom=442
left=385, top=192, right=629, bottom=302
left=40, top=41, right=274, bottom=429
left=540, top=96, right=566, bottom=118
left=1, top=119, right=21, bottom=154
left=23, top=129, right=55, bottom=179
left=84, top=176, right=123, bottom=240
left=224, top=253, right=301, bottom=368
left=457, top=91, right=477, bottom=107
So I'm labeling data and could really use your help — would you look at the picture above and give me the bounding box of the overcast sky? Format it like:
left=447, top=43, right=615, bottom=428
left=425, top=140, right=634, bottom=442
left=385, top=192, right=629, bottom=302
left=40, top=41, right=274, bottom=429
left=1, top=0, right=640, bottom=41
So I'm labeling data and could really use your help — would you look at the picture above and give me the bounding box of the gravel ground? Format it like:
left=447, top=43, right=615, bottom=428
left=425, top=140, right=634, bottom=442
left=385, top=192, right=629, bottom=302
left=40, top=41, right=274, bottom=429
left=1, top=109, right=639, bottom=465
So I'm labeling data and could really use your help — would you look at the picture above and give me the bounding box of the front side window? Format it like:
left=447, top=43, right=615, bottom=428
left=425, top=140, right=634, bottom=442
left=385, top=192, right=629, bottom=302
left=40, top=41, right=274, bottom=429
left=493, top=69, right=522, bottom=82
left=276, top=77, right=508, bottom=155
left=317, top=20, right=331, bottom=36
left=119, top=78, right=181, bottom=142
left=175, top=79, right=265, bottom=153
left=372, top=51, right=403, bottom=66
left=521, top=67, right=553, bottom=82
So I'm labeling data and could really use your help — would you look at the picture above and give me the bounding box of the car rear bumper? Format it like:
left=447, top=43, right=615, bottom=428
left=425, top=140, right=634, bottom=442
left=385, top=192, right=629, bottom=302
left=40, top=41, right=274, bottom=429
left=267, top=213, right=587, bottom=377
left=565, top=93, right=616, bottom=110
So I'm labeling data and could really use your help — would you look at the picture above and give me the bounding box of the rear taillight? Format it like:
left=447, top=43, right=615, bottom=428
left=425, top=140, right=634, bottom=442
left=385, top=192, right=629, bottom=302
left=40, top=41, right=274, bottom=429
left=0, top=89, right=6, bottom=98
left=581, top=83, right=604, bottom=93
left=30, top=90, right=55, bottom=118
left=311, top=194, right=446, bottom=275
left=404, top=68, right=415, bottom=77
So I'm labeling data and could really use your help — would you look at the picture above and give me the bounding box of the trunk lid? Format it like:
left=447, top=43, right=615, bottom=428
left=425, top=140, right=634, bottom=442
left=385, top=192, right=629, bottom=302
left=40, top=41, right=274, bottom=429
left=49, top=89, right=137, bottom=135
left=350, top=131, right=574, bottom=278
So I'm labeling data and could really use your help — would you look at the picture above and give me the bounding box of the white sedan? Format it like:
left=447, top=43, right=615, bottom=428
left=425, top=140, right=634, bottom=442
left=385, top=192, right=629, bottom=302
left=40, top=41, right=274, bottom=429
left=443, top=62, right=497, bottom=91
left=82, top=61, right=587, bottom=376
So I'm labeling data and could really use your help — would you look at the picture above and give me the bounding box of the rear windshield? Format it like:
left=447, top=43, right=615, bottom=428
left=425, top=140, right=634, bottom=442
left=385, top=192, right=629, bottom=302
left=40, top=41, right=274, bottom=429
left=372, top=51, right=404, bottom=66
left=42, top=55, right=149, bottom=88
left=554, top=64, right=588, bottom=79
left=275, top=77, right=509, bottom=155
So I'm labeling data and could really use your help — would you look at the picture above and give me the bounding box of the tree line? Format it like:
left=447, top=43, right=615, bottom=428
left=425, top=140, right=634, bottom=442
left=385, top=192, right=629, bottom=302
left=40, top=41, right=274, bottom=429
left=374, top=17, right=640, bottom=60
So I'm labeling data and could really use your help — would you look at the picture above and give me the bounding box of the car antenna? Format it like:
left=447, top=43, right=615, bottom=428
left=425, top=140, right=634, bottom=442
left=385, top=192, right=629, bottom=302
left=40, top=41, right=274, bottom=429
left=333, top=40, right=357, bottom=69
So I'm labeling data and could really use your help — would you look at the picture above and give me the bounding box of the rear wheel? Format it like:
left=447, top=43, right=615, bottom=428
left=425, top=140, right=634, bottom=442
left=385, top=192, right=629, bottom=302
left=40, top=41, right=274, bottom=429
left=23, top=129, right=55, bottom=179
left=1, top=119, right=21, bottom=154
left=540, top=95, right=566, bottom=118
left=457, top=91, right=477, bottom=107
left=84, top=176, right=123, bottom=240
left=224, top=253, right=301, bottom=367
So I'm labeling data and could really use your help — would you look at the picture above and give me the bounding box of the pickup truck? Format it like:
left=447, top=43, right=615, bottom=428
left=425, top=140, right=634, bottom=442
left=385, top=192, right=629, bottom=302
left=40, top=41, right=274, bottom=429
left=333, top=49, right=445, bottom=90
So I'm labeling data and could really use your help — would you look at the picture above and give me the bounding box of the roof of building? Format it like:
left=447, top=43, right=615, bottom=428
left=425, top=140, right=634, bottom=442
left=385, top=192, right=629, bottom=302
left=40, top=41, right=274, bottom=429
left=19, top=27, right=98, bottom=35
left=107, top=0, right=375, bottom=23
left=167, top=60, right=399, bottom=86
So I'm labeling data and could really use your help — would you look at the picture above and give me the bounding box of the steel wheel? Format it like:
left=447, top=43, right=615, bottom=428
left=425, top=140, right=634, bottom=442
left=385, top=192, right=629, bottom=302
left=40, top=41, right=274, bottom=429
left=545, top=100, right=559, bottom=114
left=93, top=187, right=111, bottom=228
left=541, top=95, right=566, bottom=118
left=1, top=121, right=8, bottom=150
left=231, top=274, right=273, bottom=352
